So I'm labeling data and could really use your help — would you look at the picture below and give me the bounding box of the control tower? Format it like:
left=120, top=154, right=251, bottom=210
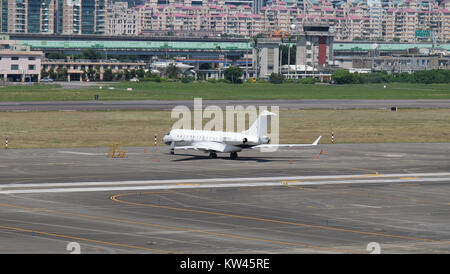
left=295, top=24, right=334, bottom=68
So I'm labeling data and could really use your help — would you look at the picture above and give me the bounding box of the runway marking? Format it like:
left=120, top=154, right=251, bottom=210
left=1, top=172, right=450, bottom=194
left=284, top=181, right=449, bottom=207
left=400, top=177, right=420, bottom=180
left=110, top=192, right=450, bottom=246
left=364, top=174, right=383, bottom=177
left=58, top=151, right=104, bottom=156
left=0, top=202, right=361, bottom=254
left=280, top=181, right=300, bottom=185
left=393, top=183, right=421, bottom=187
left=350, top=204, right=382, bottom=209
left=285, top=185, right=317, bottom=192
left=348, top=168, right=381, bottom=176
left=0, top=224, right=178, bottom=253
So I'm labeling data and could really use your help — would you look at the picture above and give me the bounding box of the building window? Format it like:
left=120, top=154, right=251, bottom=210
left=11, top=64, right=19, bottom=70
left=28, top=65, right=35, bottom=70
left=12, top=57, right=19, bottom=60
left=28, top=57, right=35, bottom=61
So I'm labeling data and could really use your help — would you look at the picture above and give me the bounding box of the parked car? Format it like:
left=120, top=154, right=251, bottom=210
left=129, top=77, right=139, bottom=82
left=41, top=77, right=54, bottom=83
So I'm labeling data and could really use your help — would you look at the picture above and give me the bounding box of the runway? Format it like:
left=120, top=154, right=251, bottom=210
left=1, top=99, right=450, bottom=111
left=0, top=143, right=449, bottom=253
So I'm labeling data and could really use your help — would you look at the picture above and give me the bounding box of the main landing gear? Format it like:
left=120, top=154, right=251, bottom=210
left=208, top=152, right=238, bottom=159
left=229, top=152, right=238, bottom=160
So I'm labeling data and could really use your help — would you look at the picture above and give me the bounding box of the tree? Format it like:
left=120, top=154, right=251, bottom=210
left=47, top=52, right=66, bottom=59
left=269, top=73, right=285, bottom=84
left=47, top=68, right=56, bottom=80
left=279, top=44, right=296, bottom=65
left=41, top=68, right=49, bottom=78
left=86, top=68, right=96, bottom=81
left=199, top=63, right=212, bottom=70
left=167, top=64, right=179, bottom=79
left=81, top=48, right=103, bottom=60
left=103, top=69, right=113, bottom=81
left=224, top=66, right=243, bottom=84
left=55, top=67, right=68, bottom=81
left=136, top=68, right=145, bottom=78
left=114, top=71, right=123, bottom=81
left=331, top=69, right=358, bottom=84
left=123, top=69, right=132, bottom=80
left=297, top=77, right=318, bottom=84
left=129, top=69, right=137, bottom=79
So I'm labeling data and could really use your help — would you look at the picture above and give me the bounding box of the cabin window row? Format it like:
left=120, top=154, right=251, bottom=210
left=176, top=135, right=222, bottom=141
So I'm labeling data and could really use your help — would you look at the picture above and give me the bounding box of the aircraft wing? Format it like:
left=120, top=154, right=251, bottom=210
left=252, top=136, right=322, bottom=149
left=174, top=141, right=227, bottom=152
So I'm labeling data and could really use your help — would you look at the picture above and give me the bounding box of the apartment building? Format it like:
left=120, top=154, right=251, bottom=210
left=2, top=0, right=450, bottom=42
left=134, top=2, right=263, bottom=37
left=106, top=1, right=138, bottom=35
left=0, top=0, right=55, bottom=33
left=0, top=0, right=105, bottom=35
left=57, top=0, right=106, bottom=34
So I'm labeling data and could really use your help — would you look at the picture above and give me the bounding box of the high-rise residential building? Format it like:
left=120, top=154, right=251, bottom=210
left=106, top=1, right=138, bottom=35
left=0, top=0, right=55, bottom=34
left=58, top=0, right=106, bottom=34
left=2, top=0, right=450, bottom=43
left=0, top=0, right=105, bottom=35
left=253, top=0, right=266, bottom=14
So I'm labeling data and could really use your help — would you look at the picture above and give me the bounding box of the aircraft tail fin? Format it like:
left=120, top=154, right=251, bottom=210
left=244, top=110, right=277, bottom=138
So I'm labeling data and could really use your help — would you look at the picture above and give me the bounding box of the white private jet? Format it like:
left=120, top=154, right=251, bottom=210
left=162, top=110, right=322, bottom=159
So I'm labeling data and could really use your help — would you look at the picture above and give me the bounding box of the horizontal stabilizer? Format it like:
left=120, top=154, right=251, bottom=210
left=252, top=136, right=322, bottom=149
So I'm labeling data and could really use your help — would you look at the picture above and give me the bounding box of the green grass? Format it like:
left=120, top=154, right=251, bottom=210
left=1, top=109, right=449, bottom=149
left=1, top=82, right=450, bottom=101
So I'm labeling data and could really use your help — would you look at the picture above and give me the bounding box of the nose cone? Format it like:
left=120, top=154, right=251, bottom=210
left=163, top=134, right=172, bottom=145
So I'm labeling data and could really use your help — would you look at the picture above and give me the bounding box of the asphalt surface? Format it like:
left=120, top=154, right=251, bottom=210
left=0, top=143, right=449, bottom=253
left=1, top=99, right=450, bottom=111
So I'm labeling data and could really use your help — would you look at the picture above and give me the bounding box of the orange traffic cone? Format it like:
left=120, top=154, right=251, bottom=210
left=289, top=160, right=293, bottom=165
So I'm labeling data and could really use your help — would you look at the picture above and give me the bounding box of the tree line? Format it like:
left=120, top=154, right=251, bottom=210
left=332, top=69, right=450, bottom=84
